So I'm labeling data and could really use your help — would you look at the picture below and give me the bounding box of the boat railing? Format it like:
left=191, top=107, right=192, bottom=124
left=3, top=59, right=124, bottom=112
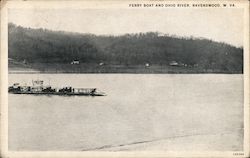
left=74, top=88, right=95, bottom=93
left=9, top=82, right=103, bottom=95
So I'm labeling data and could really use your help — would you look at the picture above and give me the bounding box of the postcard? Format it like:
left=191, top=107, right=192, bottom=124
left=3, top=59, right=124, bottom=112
left=1, top=0, right=249, bottom=157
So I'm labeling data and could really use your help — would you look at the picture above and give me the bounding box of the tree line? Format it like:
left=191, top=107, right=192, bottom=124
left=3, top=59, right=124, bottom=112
left=8, top=23, right=243, bottom=73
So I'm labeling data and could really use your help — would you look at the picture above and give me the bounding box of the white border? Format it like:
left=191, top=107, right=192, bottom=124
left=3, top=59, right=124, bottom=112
left=1, top=0, right=249, bottom=157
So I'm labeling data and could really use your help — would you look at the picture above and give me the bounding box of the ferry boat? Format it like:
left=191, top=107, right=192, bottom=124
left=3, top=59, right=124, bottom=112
left=8, top=80, right=106, bottom=96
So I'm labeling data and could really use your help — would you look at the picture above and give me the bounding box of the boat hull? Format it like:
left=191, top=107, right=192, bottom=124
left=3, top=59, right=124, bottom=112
left=8, top=91, right=106, bottom=96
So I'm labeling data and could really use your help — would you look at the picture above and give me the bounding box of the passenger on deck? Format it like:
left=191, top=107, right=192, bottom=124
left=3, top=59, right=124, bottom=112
left=91, top=88, right=96, bottom=94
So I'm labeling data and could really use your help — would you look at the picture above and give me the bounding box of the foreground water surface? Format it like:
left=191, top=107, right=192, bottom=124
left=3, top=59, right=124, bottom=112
left=8, top=74, right=243, bottom=151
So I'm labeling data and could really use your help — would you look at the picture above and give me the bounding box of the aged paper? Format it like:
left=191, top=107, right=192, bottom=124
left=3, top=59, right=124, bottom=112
left=1, top=0, right=249, bottom=157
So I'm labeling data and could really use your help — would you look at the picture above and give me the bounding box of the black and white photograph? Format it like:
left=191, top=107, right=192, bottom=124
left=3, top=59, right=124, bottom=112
left=1, top=0, right=249, bottom=157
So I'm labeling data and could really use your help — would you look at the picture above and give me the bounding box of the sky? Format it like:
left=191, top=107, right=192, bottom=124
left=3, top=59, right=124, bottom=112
left=8, top=8, right=244, bottom=47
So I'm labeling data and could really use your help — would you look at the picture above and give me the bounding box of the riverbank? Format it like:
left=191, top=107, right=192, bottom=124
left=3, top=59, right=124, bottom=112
left=97, top=129, right=243, bottom=151
left=8, top=63, right=242, bottom=74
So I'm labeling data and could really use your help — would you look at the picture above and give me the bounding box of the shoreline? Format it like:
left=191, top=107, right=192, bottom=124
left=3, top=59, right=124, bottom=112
left=8, top=72, right=243, bottom=74
left=8, top=62, right=243, bottom=74
left=8, top=66, right=242, bottom=74
left=95, top=129, right=243, bottom=151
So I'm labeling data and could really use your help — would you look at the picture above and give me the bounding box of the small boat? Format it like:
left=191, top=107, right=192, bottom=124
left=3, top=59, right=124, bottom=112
left=8, top=80, right=106, bottom=96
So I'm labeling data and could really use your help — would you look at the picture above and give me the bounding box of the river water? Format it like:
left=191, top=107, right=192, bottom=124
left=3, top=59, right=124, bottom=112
left=8, top=74, right=243, bottom=151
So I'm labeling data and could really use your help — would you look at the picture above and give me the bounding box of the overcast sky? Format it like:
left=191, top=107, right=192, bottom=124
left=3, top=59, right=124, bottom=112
left=9, top=8, right=243, bottom=47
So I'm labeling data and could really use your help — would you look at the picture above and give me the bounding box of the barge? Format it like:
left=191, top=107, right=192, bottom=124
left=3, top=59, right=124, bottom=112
left=8, top=80, right=106, bottom=96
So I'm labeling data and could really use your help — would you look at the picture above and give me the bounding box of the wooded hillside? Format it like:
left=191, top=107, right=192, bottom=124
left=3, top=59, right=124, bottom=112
left=8, top=23, right=243, bottom=73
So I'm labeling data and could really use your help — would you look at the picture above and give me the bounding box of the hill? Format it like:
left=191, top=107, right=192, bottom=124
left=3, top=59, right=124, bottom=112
left=8, top=23, right=243, bottom=73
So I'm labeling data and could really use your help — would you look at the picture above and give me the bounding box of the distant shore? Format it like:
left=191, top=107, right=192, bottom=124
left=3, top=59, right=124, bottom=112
left=8, top=63, right=242, bottom=74
left=9, top=24, right=243, bottom=75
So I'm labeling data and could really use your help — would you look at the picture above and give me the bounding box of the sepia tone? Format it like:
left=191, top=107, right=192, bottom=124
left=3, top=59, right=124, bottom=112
left=1, top=0, right=249, bottom=158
